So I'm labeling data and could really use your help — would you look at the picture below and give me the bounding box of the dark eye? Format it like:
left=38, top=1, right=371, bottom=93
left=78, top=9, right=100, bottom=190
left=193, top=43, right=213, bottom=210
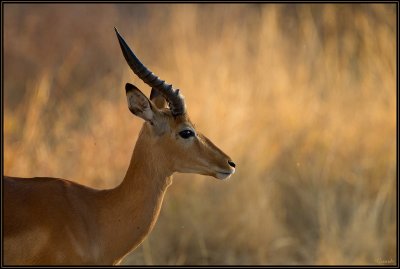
left=179, top=130, right=195, bottom=139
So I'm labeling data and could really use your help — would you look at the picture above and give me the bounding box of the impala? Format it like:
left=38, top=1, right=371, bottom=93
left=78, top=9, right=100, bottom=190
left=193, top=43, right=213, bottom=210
left=3, top=28, right=236, bottom=265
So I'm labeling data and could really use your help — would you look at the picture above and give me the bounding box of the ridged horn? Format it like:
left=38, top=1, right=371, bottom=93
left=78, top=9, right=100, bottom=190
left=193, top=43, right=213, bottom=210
left=115, top=27, right=186, bottom=116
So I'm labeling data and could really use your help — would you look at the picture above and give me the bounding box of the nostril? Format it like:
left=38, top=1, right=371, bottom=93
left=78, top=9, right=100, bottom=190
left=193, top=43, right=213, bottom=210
left=228, top=160, right=236, bottom=168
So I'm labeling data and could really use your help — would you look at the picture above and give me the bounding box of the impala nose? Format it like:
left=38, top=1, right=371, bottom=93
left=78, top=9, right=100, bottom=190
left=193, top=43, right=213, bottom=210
left=228, top=160, right=236, bottom=168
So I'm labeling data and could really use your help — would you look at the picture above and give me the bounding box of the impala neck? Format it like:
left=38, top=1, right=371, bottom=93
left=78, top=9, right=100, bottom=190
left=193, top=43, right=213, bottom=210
left=99, top=124, right=173, bottom=264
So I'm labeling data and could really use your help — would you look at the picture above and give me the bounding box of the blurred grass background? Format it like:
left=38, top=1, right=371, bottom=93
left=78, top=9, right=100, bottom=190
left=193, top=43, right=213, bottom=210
left=3, top=3, right=396, bottom=265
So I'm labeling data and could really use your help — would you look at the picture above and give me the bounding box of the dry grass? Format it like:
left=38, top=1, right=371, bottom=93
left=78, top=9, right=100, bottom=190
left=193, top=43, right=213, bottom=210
left=3, top=3, right=396, bottom=265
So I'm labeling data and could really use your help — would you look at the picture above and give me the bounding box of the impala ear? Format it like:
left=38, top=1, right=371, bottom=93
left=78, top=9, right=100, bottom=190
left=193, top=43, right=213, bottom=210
left=125, top=83, right=154, bottom=121
left=150, top=88, right=167, bottom=109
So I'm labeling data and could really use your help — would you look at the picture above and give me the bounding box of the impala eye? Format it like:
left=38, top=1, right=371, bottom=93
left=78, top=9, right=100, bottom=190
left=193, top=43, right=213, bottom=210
left=179, top=130, right=195, bottom=139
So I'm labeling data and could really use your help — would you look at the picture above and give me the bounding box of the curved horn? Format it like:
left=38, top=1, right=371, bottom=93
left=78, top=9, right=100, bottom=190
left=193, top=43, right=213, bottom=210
left=114, top=28, right=186, bottom=116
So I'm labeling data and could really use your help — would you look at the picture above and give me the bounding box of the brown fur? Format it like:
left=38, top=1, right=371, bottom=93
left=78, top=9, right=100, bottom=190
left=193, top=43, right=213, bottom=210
left=3, top=86, right=235, bottom=265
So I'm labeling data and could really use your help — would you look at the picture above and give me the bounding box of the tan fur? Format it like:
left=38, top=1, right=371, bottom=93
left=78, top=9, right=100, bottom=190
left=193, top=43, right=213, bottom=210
left=4, top=88, right=235, bottom=265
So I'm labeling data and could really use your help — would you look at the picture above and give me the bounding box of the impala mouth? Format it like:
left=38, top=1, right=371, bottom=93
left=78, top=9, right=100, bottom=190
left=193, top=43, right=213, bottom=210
left=215, top=170, right=235, bottom=180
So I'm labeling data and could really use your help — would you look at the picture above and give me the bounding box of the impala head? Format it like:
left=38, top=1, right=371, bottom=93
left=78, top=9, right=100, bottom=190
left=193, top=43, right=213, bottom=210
left=115, top=28, right=235, bottom=180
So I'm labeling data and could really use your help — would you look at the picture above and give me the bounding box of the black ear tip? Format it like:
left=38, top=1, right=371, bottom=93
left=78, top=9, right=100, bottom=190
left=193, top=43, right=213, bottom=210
left=125, top=83, right=140, bottom=93
left=125, top=83, right=135, bottom=93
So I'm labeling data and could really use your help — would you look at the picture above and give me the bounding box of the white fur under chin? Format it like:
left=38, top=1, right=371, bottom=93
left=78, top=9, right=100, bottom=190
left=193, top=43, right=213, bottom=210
left=216, top=172, right=233, bottom=180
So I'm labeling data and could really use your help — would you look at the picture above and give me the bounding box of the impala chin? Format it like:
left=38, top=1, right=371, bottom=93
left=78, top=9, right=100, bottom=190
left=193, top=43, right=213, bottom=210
left=182, top=169, right=235, bottom=180
left=215, top=170, right=235, bottom=180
